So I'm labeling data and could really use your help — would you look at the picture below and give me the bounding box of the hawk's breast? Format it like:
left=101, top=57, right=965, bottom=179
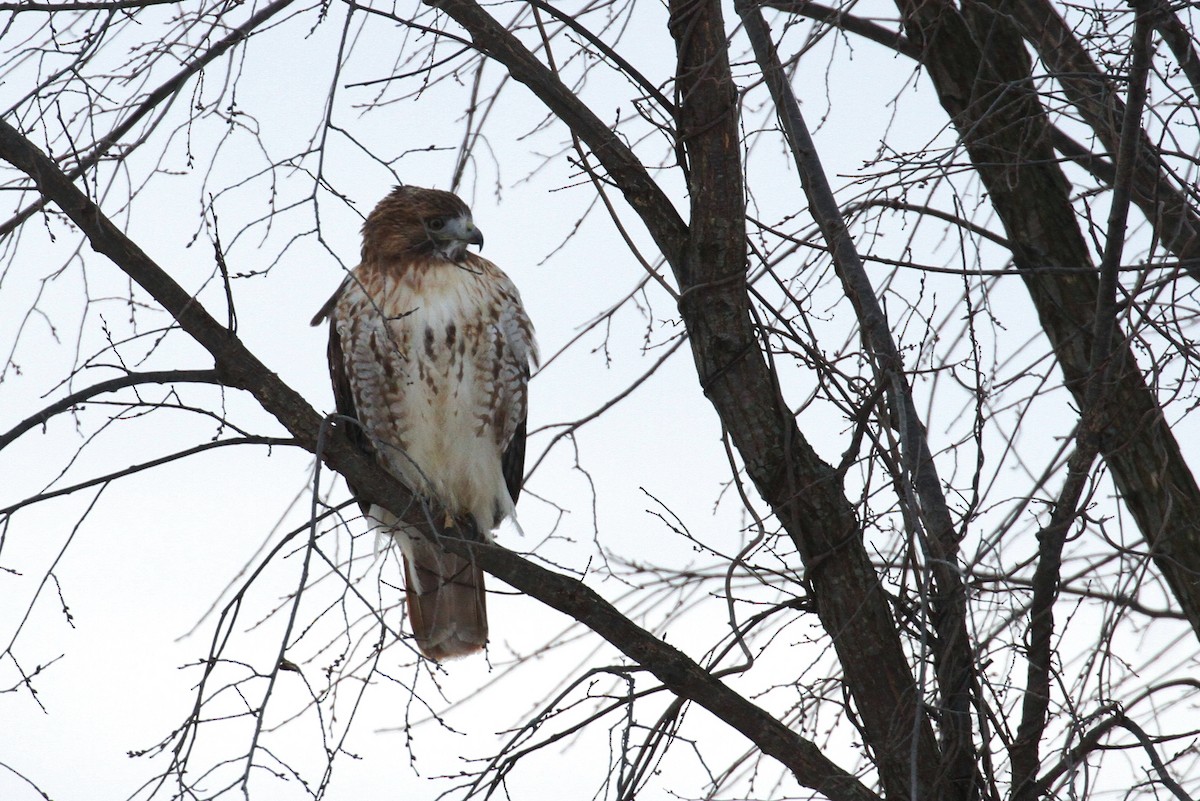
left=336, top=257, right=532, bottom=533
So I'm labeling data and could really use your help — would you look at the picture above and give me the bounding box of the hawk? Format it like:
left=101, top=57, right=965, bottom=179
left=312, top=186, right=537, bottom=660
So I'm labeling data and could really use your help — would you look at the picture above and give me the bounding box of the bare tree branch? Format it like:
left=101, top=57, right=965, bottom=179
left=0, top=436, right=297, bottom=517
left=0, top=114, right=877, bottom=801
left=1000, top=0, right=1200, bottom=279
left=1142, top=0, right=1200, bottom=102
left=0, top=0, right=297, bottom=240
left=427, top=5, right=951, bottom=799
left=893, top=0, right=1200, bottom=643
left=1013, top=19, right=1156, bottom=798
left=4, top=2, right=1198, bottom=797
left=0, top=369, right=219, bottom=451
left=740, top=7, right=976, bottom=798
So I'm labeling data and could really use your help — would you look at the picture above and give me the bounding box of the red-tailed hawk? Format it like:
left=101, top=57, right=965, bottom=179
left=312, top=186, right=537, bottom=660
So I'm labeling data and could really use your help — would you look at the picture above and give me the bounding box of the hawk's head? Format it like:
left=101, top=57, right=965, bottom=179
left=361, top=185, right=485, bottom=264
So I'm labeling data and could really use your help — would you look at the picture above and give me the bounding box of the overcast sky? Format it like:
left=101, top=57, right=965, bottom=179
left=2, top=1, right=1197, bottom=799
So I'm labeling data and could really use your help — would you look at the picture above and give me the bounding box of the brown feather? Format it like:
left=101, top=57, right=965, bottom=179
left=313, top=279, right=373, bottom=514
left=502, top=416, right=528, bottom=506
left=401, top=533, right=488, bottom=660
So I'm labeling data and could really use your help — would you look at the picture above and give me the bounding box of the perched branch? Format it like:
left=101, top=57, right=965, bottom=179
left=0, top=115, right=876, bottom=801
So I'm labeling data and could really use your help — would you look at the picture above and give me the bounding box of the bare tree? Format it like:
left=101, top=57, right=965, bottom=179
left=2, top=0, right=1199, bottom=799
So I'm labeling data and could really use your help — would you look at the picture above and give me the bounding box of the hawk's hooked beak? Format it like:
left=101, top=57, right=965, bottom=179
left=467, top=226, right=485, bottom=249
left=435, top=217, right=485, bottom=262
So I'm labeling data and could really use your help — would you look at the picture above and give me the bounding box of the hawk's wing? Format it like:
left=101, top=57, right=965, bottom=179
left=312, top=279, right=373, bottom=513
left=501, top=408, right=528, bottom=506
left=495, top=280, right=537, bottom=509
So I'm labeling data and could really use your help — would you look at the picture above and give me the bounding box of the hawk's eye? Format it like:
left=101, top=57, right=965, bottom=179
left=428, top=218, right=446, bottom=232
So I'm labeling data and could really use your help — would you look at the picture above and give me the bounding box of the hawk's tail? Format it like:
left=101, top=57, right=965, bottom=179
left=396, top=529, right=488, bottom=660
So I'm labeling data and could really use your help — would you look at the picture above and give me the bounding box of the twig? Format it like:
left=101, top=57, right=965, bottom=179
left=0, top=369, right=219, bottom=451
